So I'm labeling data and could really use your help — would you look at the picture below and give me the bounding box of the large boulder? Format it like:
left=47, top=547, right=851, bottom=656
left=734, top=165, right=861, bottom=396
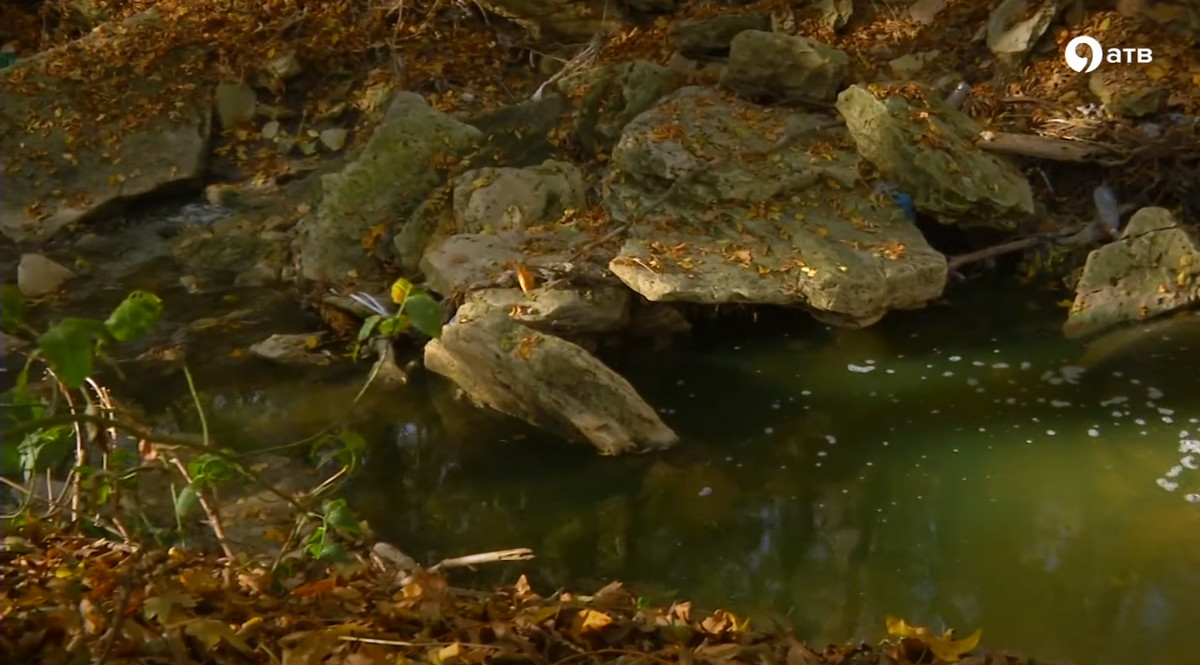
left=424, top=309, right=678, bottom=455
left=602, top=87, right=947, bottom=328
left=720, top=31, right=849, bottom=104
left=560, top=60, right=684, bottom=157
left=297, top=92, right=482, bottom=282
left=835, top=84, right=1034, bottom=228
left=0, top=11, right=210, bottom=243
left=1064, top=207, right=1200, bottom=339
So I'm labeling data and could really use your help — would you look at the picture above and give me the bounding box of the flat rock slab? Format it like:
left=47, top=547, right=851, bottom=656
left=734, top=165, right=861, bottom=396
left=1065, top=207, right=1200, bottom=338
left=458, top=287, right=631, bottom=335
left=0, top=12, right=210, bottom=243
left=424, top=310, right=678, bottom=455
left=603, top=87, right=947, bottom=327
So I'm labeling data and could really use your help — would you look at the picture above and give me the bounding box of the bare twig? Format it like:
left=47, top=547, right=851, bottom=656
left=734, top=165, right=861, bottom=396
left=426, top=547, right=535, bottom=573
left=947, top=236, right=1045, bottom=271
left=168, top=456, right=236, bottom=561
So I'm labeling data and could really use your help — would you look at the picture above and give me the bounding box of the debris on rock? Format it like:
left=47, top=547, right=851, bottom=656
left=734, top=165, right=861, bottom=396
left=249, top=332, right=332, bottom=365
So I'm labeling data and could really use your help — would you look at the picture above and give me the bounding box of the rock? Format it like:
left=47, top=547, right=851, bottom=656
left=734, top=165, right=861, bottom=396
left=889, top=50, right=940, bottom=79
left=720, top=31, right=849, bottom=104
left=464, top=93, right=570, bottom=167
left=214, top=81, right=257, bottom=128
left=909, top=0, right=947, bottom=24
left=420, top=231, right=570, bottom=295
left=319, top=128, right=348, bottom=152
left=249, top=333, right=331, bottom=365
left=986, top=0, right=1060, bottom=68
left=0, top=11, right=211, bottom=243
left=836, top=84, right=1034, bottom=228
left=1064, top=208, right=1200, bottom=339
left=174, top=231, right=279, bottom=271
left=603, top=87, right=947, bottom=327
left=424, top=310, right=678, bottom=454
left=816, top=0, right=855, bottom=30
left=668, top=13, right=772, bottom=57
left=257, top=52, right=302, bottom=91
left=234, top=263, right=279, bottom=287
left=627, top=300, right=692, bottom=348
left=456, top=287, right=631, bottom=335
left=1118, top=0, right=1200, bottom=39
left=467, top=0, right=625, bottom=41
left=560, top=60, right=683, bottom=156
left=17, top=254, right=75, bottom=297
left=451, top=160, right=586, bottom=234
left=1088, top=71, right=1168, bottom=118
left=297, top=92, right=482, bottom=282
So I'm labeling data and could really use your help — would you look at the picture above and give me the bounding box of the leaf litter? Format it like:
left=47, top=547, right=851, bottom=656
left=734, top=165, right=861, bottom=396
left=1, top=527, right=1077, bottom=665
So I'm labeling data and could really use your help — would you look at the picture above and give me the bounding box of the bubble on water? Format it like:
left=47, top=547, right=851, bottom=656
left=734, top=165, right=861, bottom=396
left=1181, top=430, right=1191, bottom=438
left=1048, top=377, right=1064, bottom=385
left=1158, top=478, right=1180, bottom=492
left=1006, top=398, right=1017, bottom=405
left=848, top=364, right=876, bottom=373
left=949, top=355, right=962, bottom=362
left=825, top=435, right=837, bottom=444
left=1051, top=400, right=1072, bottom=408
left=1135, top=418, right=1147, bottom=426
left=967, top=378, right=979, bottom=386
left=931, top=409, right=941, bottom=415
left=882, top=441, right=889, bottom=446
left=1047, top=430, right=1057, bottom=436
left=817, top=451, right=827, bottom=457
left=699, top=487, right=713, bottom=497
left=764, top=427, right=774, bottom=434
left=1061, top=366, right=1086, bottom=383
left=1112, top=411, right=1124, bottom=418
left=973, top=361, right=985, bottom=367
left=1020, top=361, right=1032, bottom=370
left=993, top=362, right=1009, bottom=369
left=943, top=371, right=955, bottom=377
left=1164, top=416, right=1176, bottom=424
left=886, top=369, right=895, bottom=374
left=1182, top=455, right=1198, bottom=470
left=1185, top=493, right=1200, bottom=503
left=979, top=427, right=987, bottom=432
left=1148, top=387, right=1165, bottom=400
left=866, top=359, right=876, bottom=365
left=1166, top=465, right=1184, bottom=478
left=1130, top=378, right=1142, bottom=385
left=1088, top=428, right=1100, bottom=437
left=1159, top=407, right=1176, bottom=416
left=801, top=390, right=812, bottom=396
left=1101, top=396, right=1129, bottom=406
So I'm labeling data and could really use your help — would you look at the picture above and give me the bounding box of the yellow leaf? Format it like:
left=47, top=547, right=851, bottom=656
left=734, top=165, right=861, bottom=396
left=927, top=628, right=982, bottom=662
left=437, top=642, right=463, bottom=665
left=1056, top=299, right=1074, bottom=308
left=1100, top=17, right=1111, bottom=30
left=573, top=609, right=612, bottom=634
left=885, top=616, right=923, bottom=638
left=1146, top=64, right=1167, bottom=81
left=304, top=335, right=320, bottom=349
left=390, top=278, right=414, bottom=304
left=143, top=591, right=196, bottom=624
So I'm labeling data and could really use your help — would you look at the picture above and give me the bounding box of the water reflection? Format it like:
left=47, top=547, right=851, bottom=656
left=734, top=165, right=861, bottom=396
left=337, top=289, right=1200, bottom=665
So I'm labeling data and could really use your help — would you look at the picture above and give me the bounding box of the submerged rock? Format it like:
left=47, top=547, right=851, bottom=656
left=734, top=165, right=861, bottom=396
left=603, top=87, right=947, bottom=327
left=249, top=333, right=332, bottom=365
left=423, top=310, right=678, bottom=455
left=297, top=92, right=481, bottom=282
left=835, top=84, right=1034, bottom=228
left=17, top=254, right=75, bottom=297
left=0, top=11, right=211, bottom=243
left=1065, top=207, right=1200, bottom=339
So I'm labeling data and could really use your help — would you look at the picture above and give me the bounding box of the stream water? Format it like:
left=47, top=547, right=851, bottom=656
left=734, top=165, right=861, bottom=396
left=7, top=201, right=1200, bottom=664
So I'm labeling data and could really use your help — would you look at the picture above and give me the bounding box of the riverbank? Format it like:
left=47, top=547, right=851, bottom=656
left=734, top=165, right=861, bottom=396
left=1, top=526, right=1041, bottom=665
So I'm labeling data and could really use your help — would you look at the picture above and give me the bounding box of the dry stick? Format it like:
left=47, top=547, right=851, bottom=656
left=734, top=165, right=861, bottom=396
left=946, top=236, right=1045, bottom=272
left=169, top=457, right=236, bottom=561
left=43, top=368, right=85, bottom=526
left=426, top=547, right=534, bottom=573
left=95, top=572, right=138, bottom=665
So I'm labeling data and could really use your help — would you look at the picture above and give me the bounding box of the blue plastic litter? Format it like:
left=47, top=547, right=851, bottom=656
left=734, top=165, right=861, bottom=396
left=875, top=182, right=917, bottom=223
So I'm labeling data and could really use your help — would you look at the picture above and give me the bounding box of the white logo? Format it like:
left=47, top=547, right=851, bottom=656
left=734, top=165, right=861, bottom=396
left=1065, top=35, right=1103, bottom=73
left=1064, top=35, right=1153, bottom=72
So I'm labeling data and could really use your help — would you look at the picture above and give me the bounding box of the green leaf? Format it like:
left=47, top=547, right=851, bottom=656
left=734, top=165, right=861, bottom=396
left=37, top=319, right=107, bottom=388
left=105, top=291, right=162, bottom=342
left=356, top=315, right=382, bottom=343
left=187, top=453, right=232, bottom=487
left=401, top=292, right=443, bottom=339
left=174, top=486, right=200, bottom=518
left=323, top=499, right=360, bottom=539
left=1, top=284, right=25, bottom=333
left=314, top=541, right=349, bottom=563
left=377, top=314, right=408, bottom=336
left=338, top=429, right=366, bottom=455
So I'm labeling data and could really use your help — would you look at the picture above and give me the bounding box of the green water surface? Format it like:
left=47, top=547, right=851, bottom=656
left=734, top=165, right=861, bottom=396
left=343, top=285, right=1200, bottom=665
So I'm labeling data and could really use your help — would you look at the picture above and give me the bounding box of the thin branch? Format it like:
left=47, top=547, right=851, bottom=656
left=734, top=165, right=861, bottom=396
left=168, top=457, right=236, bottom=561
